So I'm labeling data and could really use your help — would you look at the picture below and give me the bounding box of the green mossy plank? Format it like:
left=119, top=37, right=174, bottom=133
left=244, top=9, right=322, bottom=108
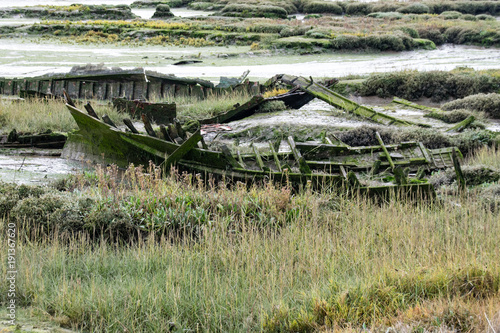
left=200, top=95, right=265, bottom=124
left=446, top=115, right=475, bottom=132
left=164, top=130, right=202, bottom=169
left=287, top=136, right=311, bottom=174
left=392, top=97, right=442, bottom=113
left=278, top=75, right=422, bottom=127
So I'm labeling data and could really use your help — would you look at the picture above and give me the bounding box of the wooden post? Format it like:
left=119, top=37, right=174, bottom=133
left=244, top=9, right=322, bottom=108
left=164, top=130, right=203, bottom=170
left=102, top=115, right=117, bottom=128
left=63, top=89, right=76, bottom=107
left=123, top=118, right=139, bottom=133
left=141, top=114, right=157, bottom=137
left=375, top=131, right=395, bottom=170
left=84, top=102, right=99, bottom=119
left=221, top=145, right=242, bottom=169
left=159, top=125, right=172, bottom=142
left=452, top=148, right=466, bottom=191
left=287, top=136, right=311, bottom=174
left=269, top=142, right=282, bottom=172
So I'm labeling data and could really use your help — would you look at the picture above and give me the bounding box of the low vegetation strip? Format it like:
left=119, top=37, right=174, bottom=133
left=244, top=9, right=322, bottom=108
left=0, top=166, right=498, bottom=331
left=1, top=12, right=499, bottom=51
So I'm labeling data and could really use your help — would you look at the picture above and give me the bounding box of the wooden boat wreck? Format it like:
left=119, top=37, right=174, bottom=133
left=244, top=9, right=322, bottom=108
left=62, top=99, right=464, bottom=196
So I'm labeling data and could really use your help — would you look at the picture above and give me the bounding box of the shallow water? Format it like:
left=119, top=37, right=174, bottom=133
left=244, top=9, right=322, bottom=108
left=0, top=151, right=81, bottom=184
left=0, top=39, right=499, bottom=81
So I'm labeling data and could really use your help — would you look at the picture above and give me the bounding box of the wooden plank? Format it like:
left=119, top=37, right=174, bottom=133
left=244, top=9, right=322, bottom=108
left=269, top=142, right=282, bottom=172
left=237, top=150, right=247, bottom=168
left=200, top=95, right=265, bottom=124
left=84, top=102, right=99, bottom=119
left=287, top=136, right=311, bottom=174
left=221, top=145, right=242, bottom=169
left=102, top=115, right=117, bottom=128
left=252, top=146, right=266, bottom=171
left=375, top=131, right=395, bottom=170
left=141, top=114, right=157, bottom=137
left=278, top=75, right=425, bottom=127
left=124, top=118, right=139, bottom=134
left=452, top=148, right=465, bottom=190
left=164, top=130, right=203, bottom=170
left=446, top=115, right=475, bottom=133
left=81, top=82, right=94, bottom=99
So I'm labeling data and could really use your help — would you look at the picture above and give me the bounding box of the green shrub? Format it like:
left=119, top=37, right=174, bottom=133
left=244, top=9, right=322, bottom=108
left=462, top=14, right=477, bottom=21
left=417, top=27, right=446, bottom=45
left=397, top=3, right=430, bottom=14
left=302, top=1, right=342, bottom=14
left=398, top=26, right=419, bottom=38
left=152, top=4, right=174, bottom=18
left=331, top=34, right=361, bottom=50
left=430, top=165, right=500, bottom=187
left=367, top=11, right=403, bottom=19
left=345, top=2, right=372, bottom=15
left=439, top=10, right=463, bottom=19
left=441, top=93, right=500, bottom=119
left=359, top=71, right=500, bottom=102
left=476, top=14, right=495, bottom=20
left=257, top=100, right=287, bottom=113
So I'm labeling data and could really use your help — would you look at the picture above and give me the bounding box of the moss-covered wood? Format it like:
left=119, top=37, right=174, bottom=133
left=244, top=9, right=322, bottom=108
left=276, top=75, right=427, bottom=127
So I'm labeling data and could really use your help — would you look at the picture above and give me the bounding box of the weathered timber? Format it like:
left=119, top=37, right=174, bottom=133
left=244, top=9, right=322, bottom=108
left=375, top=131, right=395, bottom=170
left=265, top=90, right=315, bottom=109
left=62, top=102, right=463, bottom=193
left=102, top=115, right=117, bottom=128
left=287, top=136, right=311, bottom=174
left=63, top=89, right=76, bottom=107
left=277, top=74, right=427, bottom=127
left=113, top=98, right=176, bottom=124
left=84, top=102, right=99, bottom=119
left=269, top=142, right=282, bottom=172
left=142, top=114, right=157, bottom=137
left=200, top=95, right=265, bottom=124
left=221, top=145, right=243, bottom=169
left=452, top=148, right=466, bottom=190
left=1, top=131, right=67, bottom=149
left=164, top=130, right=203, bottom=169
left=123, top=118, right=140, bottom=133
left=446, top=115, right=475, bottom=133
left=392, top=97, right=442, bottom=113
left=159, top=125, right=172, bottom=141
left=252, top=146, right=267, bottom=171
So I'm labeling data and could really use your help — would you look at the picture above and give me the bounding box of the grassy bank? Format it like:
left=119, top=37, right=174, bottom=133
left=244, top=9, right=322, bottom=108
left=0, top=153, right=499, bottom=331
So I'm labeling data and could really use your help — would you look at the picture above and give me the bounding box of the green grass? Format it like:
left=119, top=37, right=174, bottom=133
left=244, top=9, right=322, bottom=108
left=0, top=91, right=252, bottom=134
left=0, top=99, right=123, bottom=134
left=0, top=151, right=499, bottom=331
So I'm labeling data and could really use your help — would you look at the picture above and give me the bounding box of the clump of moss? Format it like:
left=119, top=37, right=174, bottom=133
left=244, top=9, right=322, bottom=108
left=441, top=93, right=500, bottom=119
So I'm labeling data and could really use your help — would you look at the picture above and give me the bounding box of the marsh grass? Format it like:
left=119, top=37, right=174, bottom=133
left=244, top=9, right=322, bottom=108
left=0, top=99, right=124, bottom=134
left=0, top=153, right=499, bottom=331
left=0, top=91, right=253, bottom=134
